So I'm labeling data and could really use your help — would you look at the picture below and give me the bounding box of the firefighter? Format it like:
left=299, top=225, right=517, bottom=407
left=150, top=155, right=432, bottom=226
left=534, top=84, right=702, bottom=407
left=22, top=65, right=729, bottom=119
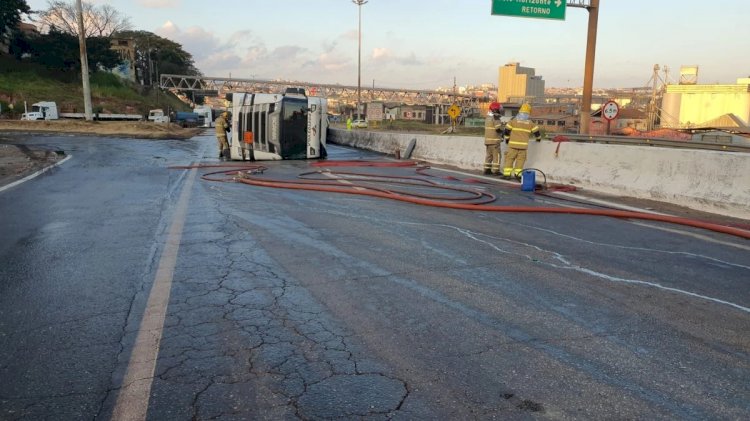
left=484, top=102, right=504, bottom=175
left=215, top=111, right=230, bottom=159
left=502, top=103, right=541, bottom=179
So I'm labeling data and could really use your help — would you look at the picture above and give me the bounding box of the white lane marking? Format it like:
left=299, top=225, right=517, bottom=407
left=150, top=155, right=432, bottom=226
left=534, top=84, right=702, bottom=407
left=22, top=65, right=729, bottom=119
left=550, top=191, right=671, bottom=215
left=0, top=154, right=72, bottom=193
left=111, top=168, right=197, bottom=421
left=515, top=223, right=750, bottom=270
left=450, top=225, right=750, bottom=315
left=389, top=219, right=750, bottom=315
left=432, top=167, right=750, bottom=250
left=629, top=221, right=750, bottom=252
left=567, top=263, right=750, bottom=314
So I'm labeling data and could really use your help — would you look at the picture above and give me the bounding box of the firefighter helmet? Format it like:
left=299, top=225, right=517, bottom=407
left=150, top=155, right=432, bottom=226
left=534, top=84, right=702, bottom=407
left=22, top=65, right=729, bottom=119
left=489, top=102, right=502, bottom=112
left=520, top=103, right=532, bottom=114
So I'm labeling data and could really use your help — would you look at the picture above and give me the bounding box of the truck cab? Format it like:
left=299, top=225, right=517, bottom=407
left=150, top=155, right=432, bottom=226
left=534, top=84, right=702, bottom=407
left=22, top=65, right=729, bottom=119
left=21, top=102, right=59, bottom=121
left=227, top=89, right=328, bottom=161
left=147, top=109, right=170, bottom=123
left=193, top=105, right=214, bottom=128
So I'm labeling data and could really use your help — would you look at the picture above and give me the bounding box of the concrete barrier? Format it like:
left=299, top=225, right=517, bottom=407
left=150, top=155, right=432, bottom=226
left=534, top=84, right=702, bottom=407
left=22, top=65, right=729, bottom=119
left=329, top=128, right=750, bottom=219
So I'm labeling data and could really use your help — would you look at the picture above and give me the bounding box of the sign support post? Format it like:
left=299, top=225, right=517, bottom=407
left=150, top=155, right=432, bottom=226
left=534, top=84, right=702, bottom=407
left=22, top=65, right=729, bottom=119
left=579, top=0, right=599, bottom=135
left=491, top=1, right=600, bottom=135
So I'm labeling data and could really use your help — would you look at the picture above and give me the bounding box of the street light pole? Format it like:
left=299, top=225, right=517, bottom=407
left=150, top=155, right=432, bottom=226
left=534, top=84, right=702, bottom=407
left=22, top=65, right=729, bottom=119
left=352, top=0, right=368, bottom=119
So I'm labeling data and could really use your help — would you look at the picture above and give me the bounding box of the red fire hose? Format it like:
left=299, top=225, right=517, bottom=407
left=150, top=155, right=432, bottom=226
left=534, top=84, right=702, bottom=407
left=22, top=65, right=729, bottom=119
left=170, top=161, right=750, bottom=240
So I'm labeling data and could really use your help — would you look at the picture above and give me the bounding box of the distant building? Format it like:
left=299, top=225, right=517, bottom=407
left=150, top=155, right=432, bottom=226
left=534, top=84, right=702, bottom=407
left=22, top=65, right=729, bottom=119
left=400, top=105, right=427, bottom=121
left=1, top=22, right=38, bottom=54
left=589, top=107, right=648, bottom=135
left=498, top=62, right=545, bottom=103
left=529, top=104, right=580, bottom=133
left=109, top=38, right=137, bottom=82
left=661, top=77, right=750, bottom=129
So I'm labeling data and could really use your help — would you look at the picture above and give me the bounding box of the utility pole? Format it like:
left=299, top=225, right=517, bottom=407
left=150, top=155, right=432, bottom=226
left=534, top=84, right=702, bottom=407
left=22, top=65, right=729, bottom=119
left=352, top=0, right=368, bottom=119
left=579, top=0, right=599, bottom=135
left=75, top=0, right=93, bottom=121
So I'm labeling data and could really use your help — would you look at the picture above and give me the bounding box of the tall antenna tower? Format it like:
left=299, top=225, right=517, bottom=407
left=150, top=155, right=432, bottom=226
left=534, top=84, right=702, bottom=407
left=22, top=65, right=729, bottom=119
left=679, top=65, right=699, bottom=85
left=647, top=64, right=670, bottom=131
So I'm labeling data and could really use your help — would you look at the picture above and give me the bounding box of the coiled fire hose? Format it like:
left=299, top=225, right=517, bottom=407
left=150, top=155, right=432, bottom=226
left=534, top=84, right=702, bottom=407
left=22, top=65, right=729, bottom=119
left=169, top=160, right=750, bottom=240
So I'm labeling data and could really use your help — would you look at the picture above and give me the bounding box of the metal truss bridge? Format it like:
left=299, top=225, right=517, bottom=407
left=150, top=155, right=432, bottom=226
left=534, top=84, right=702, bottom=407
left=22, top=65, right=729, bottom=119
left=159, top=74, right=481, bottom=108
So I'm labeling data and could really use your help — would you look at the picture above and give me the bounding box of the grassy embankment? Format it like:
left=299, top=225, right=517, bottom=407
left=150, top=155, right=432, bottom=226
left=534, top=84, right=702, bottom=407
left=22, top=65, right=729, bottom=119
left=0, top=56, right=189, bottom=118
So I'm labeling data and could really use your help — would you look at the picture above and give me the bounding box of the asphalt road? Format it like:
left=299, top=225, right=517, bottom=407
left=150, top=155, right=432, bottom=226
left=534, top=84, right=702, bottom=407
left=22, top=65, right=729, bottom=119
left=0, top=132, right=748, bottom=420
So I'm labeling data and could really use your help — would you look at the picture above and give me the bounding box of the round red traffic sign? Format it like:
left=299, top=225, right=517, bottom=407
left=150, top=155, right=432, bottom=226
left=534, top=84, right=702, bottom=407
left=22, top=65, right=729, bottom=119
left=602, top=100, right=619, bottom=121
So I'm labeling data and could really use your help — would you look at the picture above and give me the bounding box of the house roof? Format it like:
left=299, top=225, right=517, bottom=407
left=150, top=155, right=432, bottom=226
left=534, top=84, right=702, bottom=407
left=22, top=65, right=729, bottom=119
left=693, top=113, right=750, bottom=132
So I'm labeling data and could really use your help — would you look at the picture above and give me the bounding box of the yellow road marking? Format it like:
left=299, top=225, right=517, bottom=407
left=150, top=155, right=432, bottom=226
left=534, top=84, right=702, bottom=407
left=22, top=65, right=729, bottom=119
left=112, top=168, right=197, bottom=421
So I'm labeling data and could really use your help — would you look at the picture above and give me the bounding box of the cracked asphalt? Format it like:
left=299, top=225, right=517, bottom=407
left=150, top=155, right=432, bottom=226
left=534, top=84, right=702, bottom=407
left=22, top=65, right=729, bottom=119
left=1, top=132, right=749, bottom=420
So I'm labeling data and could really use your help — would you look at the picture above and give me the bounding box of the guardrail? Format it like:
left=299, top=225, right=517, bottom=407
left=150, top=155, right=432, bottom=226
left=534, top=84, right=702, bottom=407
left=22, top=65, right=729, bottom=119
left=331, top=128, right=750, bottom=219
left=546, top=133, right=750, bottom=153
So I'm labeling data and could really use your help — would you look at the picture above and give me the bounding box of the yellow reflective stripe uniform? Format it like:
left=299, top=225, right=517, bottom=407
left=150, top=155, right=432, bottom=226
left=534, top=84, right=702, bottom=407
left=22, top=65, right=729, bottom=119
left=502, top=119, right=541, bottom=177
left=215, top=115, right=230, bottom=155
left=503, top=121, right=540, bottom=150
left=484, top=116, right=503, bottom=145
left=484, top=115, right=503, bottom=172
left=215, top=116, right=229, bottom=136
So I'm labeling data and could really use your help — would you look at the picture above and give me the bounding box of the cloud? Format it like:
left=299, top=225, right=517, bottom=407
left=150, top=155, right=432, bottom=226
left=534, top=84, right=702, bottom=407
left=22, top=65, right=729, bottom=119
left=372, top=47, right=391, bottom=61
left=322, top=40, right=338, bottom=54
left=268, top=46, right=306, bottom=62
left=137, top=0, right=181, bottom=8
left=157, top=21, right=235, bottom=61
left=316, top=52, right=351, bottom=71
left=371, top=48, right=422, bottom=66
left=340, top=30, right=358, bottom=41
left=397, top=52, right=422, bottom=66
left=152, top=22, right=357, bottom=84
left=200, top=52, right=243, bottom=75
left=156, top=20, right=178, bottom=37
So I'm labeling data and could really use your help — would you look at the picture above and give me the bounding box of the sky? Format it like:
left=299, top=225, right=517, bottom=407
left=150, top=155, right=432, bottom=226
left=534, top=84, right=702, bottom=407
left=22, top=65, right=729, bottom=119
left=24, top=0, right=750, bottom=90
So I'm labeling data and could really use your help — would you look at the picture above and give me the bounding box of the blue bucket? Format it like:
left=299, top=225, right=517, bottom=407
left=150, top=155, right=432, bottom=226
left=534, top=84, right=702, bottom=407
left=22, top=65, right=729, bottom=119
left=521, top=170, right=536, bottom=191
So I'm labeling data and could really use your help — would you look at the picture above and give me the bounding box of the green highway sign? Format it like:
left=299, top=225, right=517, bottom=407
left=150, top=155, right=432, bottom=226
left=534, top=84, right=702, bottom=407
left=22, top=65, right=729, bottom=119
left=491, top=0, right=567, bottom=21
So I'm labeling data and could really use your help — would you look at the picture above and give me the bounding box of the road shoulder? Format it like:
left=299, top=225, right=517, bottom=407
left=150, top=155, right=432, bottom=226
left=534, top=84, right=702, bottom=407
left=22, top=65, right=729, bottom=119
left=0, top=142, right=65, bottom=190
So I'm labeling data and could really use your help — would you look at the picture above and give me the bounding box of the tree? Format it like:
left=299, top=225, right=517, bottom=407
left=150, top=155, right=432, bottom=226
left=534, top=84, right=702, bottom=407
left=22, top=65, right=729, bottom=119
left=1, top=0, right=31, bottom=54
left=0, top=0, right=30, bottom=31
left=37, top=0, right=131, bottom=37
left=25, top=28, right=121, bottom=75
left=116, top=30, right=201, bottom=85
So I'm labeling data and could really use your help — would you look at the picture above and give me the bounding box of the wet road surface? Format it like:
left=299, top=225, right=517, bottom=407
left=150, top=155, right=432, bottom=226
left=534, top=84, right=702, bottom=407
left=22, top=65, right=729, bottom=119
left=1, top=132, right=748, bottom=420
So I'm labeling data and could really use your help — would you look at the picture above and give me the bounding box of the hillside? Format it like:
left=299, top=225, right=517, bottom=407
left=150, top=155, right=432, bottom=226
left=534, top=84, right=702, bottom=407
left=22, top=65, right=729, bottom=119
left=0, top=56, right=190, bottom=119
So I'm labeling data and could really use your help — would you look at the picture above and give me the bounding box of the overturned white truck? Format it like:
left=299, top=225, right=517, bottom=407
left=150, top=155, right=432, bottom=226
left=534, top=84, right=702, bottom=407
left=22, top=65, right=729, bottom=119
left=226, top=88, right=328, bottom=160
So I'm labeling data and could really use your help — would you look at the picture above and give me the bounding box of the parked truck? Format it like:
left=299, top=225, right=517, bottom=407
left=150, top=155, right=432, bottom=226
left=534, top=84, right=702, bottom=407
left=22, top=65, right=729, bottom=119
left=21, top=101, right=59, bottom=120
left=193, top=105, right=215, bottom=128
left=147, top=109, right=170, bottom=123
left=172, top=111, right=203, bottom=128
left=20, top=101, right=142, bottom=121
